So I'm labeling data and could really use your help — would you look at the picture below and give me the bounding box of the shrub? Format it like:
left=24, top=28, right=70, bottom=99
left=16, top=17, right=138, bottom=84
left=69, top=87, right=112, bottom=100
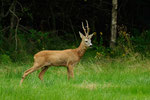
left=0, top=54, right=12, bottom=64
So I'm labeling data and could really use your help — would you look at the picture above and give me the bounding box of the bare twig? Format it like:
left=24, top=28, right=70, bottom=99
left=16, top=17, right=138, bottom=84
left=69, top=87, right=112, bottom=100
left=16, top=1, right=23, bottom=12
left=9, top=9, right=19, bottom=20
left=69, top=19, right=78, bottom=44
left=19, top=25, right=32, bottom=34
left=1, top=0, right=16, bottom=17
left=9, top=9, right=21, bottom=51
left=0, top=26, right=10, bottom=32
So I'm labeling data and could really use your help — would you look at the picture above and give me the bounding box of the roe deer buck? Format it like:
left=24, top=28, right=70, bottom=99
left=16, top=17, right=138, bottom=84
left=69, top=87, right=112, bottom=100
left=20, top=20, right=94, bottom=85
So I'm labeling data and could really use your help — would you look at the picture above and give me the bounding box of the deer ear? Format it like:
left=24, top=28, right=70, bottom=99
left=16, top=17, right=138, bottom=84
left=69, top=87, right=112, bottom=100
left=79, top=31, right=84, bottom=38
left=88, top=33, right=94, bottom=39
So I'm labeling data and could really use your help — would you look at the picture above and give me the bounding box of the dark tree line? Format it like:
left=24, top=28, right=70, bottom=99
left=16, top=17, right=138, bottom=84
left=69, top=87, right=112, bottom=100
left=1, top=0, right=150, bottom=60
left=1, top=0, right=150, bottom=40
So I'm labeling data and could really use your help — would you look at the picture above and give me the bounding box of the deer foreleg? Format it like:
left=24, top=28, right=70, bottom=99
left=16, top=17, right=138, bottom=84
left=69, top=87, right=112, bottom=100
left=67, top=65, right=74, bottom=80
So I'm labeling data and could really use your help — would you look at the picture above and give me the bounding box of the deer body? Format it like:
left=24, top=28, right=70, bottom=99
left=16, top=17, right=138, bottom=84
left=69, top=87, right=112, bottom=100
left=33, top=41, right=86, bottom=67
left=20, top=21, right=93, bottom=85
left=34, top=50, right=80, bottom=67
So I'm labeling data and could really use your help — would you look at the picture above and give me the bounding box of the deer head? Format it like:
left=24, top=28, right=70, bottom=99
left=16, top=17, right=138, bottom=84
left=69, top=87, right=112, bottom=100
left=79, top=20, right=94, bottom=47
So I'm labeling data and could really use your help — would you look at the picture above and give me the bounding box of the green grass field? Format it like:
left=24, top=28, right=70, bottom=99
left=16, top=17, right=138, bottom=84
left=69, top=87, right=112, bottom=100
left=1, top=56, right=150, bottom=100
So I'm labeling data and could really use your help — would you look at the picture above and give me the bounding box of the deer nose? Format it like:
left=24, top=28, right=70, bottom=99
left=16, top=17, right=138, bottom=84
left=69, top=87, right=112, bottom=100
left=89, top=43, right=92, bottom=47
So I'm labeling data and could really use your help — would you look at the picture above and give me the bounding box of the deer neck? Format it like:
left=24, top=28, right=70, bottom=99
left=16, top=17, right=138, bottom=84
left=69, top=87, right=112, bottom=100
left=76, top=41, right=87, bottom=58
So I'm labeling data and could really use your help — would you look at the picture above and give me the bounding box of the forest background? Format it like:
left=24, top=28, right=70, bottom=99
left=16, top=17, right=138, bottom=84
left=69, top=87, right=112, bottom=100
left=1, top=0, right=150, bottom=62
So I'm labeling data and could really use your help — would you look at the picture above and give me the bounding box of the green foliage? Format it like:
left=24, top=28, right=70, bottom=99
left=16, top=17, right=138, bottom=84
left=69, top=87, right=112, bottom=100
left=0, top=54, right=12, bottom=64
left=27, top=29, right=72, bottom=51
left=0, top=28, right=73, bottom=62
left=28, top=29, right=51, bottom=51
left=93, top=32, right=111, bottom=59
left=94, top=25, right=150, bottom=59
left=131, top=29, right=150, bottom=56
left=112, top=25, right=133, bottom=57
left=1, top=25, right=150, bottom=62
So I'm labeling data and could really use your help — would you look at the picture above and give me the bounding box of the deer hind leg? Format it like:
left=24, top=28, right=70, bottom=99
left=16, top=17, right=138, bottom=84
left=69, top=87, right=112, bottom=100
left=20, top=63, right=42, bottom=85
left=38, top=66, right=49, bottom=81
left=24, top=67, right=34, bottom=74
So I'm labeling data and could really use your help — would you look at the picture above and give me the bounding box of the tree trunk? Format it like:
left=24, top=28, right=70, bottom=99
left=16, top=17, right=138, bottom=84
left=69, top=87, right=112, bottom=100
left=110, top=0, right=118, bottom=48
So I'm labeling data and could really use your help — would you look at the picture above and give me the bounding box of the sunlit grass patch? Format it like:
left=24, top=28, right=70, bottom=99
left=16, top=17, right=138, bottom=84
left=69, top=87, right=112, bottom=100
left=74, top=80, right=98, bottom=90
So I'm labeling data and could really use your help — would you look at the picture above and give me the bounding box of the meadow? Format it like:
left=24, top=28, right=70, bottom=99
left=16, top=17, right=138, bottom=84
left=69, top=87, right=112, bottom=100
left=1, top=54, right=150, bottom=100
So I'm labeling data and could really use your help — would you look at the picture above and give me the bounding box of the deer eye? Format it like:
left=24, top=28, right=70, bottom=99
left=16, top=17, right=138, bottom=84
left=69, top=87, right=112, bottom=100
left=85, top=40, right=88, bottom=42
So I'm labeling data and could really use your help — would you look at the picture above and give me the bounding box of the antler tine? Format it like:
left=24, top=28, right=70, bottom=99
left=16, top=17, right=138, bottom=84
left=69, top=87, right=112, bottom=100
left=82, top=22, right=87, bottom=36
left=86, top=20, right=90, bottom=36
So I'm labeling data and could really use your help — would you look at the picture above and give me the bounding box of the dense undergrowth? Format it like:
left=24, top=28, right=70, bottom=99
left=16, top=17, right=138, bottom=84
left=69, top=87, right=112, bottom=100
left=1, top=27, right=150, bottom=63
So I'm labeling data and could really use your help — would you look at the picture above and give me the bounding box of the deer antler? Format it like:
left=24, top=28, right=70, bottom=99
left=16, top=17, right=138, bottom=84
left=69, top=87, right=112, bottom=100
left=82, top=22, right=87, bottom=36
left=82, top=20, right=90, bottom=37
left=86, top=20, right=90, bottom=35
